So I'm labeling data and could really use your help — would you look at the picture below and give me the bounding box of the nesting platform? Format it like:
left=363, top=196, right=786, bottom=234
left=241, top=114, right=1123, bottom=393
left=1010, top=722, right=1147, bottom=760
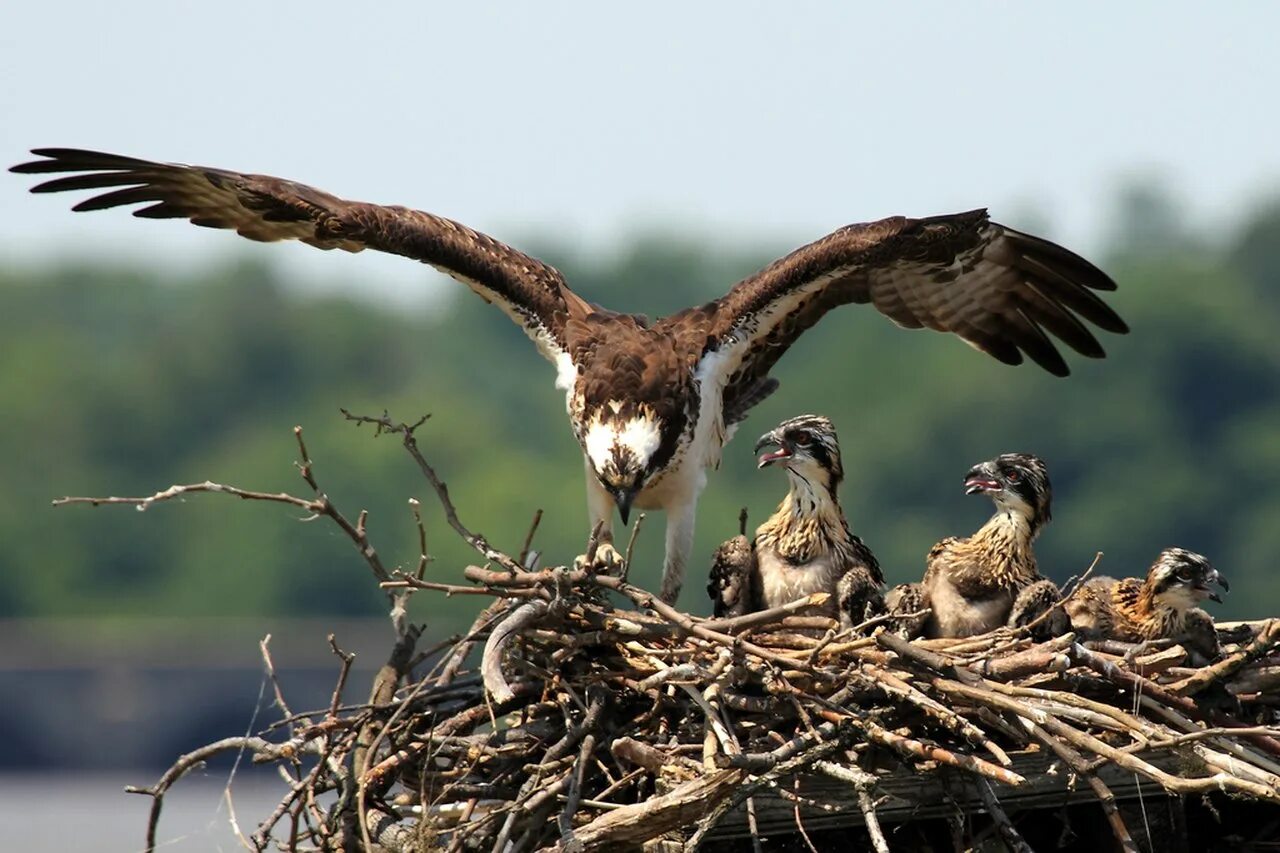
left=153, top=554, right=1276, bottom=853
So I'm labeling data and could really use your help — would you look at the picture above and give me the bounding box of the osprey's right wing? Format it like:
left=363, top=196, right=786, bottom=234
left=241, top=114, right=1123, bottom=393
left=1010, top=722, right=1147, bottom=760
left=13, top=148, right=591, bottom=363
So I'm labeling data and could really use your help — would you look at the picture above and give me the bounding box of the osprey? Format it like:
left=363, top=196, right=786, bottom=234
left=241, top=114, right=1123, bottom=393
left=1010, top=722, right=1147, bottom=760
left=708, top=414, right=883, bottom=631
left=1065, top=547, right=1228, bottom=661
left=887, top=453, right=1068, bottom=639
left=12, top=148, right=1128, bottom=604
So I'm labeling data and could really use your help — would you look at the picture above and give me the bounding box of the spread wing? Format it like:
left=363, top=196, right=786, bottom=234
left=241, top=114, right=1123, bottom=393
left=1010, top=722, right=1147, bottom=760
left=11, top=148, right=589, bottom=362
left=700, top=210, right=1127, bottom=411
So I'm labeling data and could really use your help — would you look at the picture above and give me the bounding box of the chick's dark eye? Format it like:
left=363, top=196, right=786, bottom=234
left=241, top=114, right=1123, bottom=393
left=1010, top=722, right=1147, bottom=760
left=1005, top=469, right=1021, bottom=483
left=791, top=430, right=812, bottom=446
left=1177, top=569, right=1193, bottom=581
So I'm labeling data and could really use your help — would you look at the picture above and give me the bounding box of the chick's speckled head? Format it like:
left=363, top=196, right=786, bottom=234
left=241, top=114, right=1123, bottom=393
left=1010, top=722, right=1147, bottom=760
left=1149, top=547, right=1228, bottom=609
left=754, top=414, right=843, bottom=488
left=963, top=452, right=1052, bottom=531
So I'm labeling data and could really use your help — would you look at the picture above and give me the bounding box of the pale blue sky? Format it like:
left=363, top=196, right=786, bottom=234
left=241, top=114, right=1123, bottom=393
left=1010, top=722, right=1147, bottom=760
left=3, top=2, right=1277, bottom=304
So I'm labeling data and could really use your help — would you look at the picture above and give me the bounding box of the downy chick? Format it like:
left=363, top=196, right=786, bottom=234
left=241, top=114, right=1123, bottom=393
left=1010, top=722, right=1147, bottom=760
left=708, top=415, right=883, bottom=631
left=1066, top=547, right=1228, bottom=661
left=889, top=453, right=1066, bottom=639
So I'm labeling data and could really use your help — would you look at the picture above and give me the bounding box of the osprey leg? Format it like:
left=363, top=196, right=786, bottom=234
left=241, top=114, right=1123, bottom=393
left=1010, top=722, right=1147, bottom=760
left=659, top=503, right=697, bottom=605
left=576, top=462, right=624, bottom=573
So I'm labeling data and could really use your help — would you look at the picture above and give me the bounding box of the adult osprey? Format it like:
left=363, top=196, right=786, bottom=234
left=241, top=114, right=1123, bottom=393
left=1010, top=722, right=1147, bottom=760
left=12, top=148, right=1128, bottom=604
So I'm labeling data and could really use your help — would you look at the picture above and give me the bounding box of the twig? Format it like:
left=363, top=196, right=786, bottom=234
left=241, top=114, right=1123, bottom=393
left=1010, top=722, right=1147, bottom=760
left=1068, top=642, right=1202, bottom=717
left=583, top=519, right=605, bottom=567
left=483, top=600, right=559, bottom=703
left=327, top=635, right=356, bottom=717
left=558, top=720, right=599, bottom=849
left=340, top=409, right=524, bottom=572
left=688, top=739, right=848, bottom=849
left=620, top=512, right=646, bottom=583
left=126, top=736, right=310, bottom=852
left=56, top=427, right=398, bottom=604
left=1171, top=618, right=1280, bottom=696
left=408, top=497, right=432, bottom=581
left=517, top=508, right=543, bottom=568
left=976, top=780, right=1033, bottom=853
left=704, top=593, right=834, bottom=634
left=814, top=761, right=889, bottom=853
left=1020, top=718, right=1139, bottom=852
left=259, top=635, right=297, bottom=733
left=1013, top=551, right=1102, bottom=638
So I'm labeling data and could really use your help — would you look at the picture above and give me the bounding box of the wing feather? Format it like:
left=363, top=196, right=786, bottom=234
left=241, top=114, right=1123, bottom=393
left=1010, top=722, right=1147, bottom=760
left=12, top=148, right=584, bottom=361
left=696, top=210, right=1126, bottom=407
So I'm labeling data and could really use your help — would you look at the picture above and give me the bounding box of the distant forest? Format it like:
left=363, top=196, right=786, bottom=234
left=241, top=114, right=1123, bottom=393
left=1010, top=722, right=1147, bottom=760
left=4, top=186, right=1279, bottom=633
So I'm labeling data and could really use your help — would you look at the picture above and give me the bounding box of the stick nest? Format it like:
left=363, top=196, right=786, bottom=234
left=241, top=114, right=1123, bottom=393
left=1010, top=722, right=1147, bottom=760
left=68, top=414, right=1280, bottom=852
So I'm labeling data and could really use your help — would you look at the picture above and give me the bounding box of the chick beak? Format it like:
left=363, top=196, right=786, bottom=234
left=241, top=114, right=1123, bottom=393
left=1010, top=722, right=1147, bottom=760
left=963, top=466, right=1001, bottom=495
left=1209, top=570, right=1229, bottom=603
left=754, top=431, right=792, bottom=469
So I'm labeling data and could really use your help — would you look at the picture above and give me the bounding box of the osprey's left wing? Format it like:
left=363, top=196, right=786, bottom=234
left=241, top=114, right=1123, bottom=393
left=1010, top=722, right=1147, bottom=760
left=698, top=210, right=1128, bottom=414
left=11, top=148, right=588, bottom=362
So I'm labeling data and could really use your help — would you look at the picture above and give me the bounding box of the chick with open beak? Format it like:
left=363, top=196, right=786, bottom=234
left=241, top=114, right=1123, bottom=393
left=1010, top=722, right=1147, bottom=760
left=708, top=414, right=882, bottom=633
left=961, top=453, right=1053, bottom=535
left=1139, top=547, right=1230, bottom=609
left=887, top=451, right=1066, bottom=640
left=753, top=416, right=843, bottom=486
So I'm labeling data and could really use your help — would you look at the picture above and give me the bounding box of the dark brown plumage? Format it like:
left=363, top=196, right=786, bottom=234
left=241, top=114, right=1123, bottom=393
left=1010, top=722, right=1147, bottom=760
left=12, top=148, right=1128, bottom=605
left=891, top=453, right=1066, bottom=639
left=708, top=416, right=882, bottom=631
left=1066, top=547, right=1228, bottom=661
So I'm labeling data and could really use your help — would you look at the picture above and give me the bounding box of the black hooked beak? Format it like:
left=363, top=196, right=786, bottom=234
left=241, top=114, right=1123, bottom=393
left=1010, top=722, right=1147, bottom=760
left=613, top=487, right=637, bottom=527
left=754, top=430, right=792, bottom=469
left=1208, top=570, right=1229, bottom=603
left=963, top=464, right=1001, bottom=495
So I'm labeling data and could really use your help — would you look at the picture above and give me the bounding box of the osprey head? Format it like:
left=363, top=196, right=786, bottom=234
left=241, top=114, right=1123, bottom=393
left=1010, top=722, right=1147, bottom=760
left=582, top=402, right=669, bottom=525
left=1149, top=547, right=1228, bottom=608
left=963, top=452, right=1052, bottom=532
left=754, top=414, right=843, bottom=489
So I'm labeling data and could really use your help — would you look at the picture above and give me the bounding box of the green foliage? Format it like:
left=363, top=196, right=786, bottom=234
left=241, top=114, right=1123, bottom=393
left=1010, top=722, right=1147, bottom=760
left=2, top=198, right=1278, bottom=626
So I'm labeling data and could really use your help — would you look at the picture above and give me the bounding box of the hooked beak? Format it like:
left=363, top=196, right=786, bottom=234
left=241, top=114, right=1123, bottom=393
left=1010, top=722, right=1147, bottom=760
left=963, top=465, right=1001, bottom=495
left=614, top=487, right=636, bottom=527
left=754, top=430, right=792, bottom=469
left=1206, top=570, right=1229, bottom=603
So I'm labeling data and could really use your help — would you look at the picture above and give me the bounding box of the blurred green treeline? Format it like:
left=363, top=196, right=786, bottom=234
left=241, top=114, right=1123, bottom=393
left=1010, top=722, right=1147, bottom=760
left=3, top=186, right=1279, bottom=635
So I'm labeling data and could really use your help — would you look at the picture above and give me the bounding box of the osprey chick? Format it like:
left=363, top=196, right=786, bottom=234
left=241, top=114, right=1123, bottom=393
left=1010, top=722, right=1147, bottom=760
left=889, top=453, right=1066, bottom=639
left=1065, top=547, right=1228, bottom=661
left=13, top=149, right=1127, bottom=605
left=708, top=415, right=883, bottom=631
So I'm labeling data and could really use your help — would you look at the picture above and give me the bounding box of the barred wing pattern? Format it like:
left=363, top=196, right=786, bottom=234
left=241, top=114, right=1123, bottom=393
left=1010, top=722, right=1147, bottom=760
left=700, top=210, right=1127, bottom=414
left=12, top=148, right=586, bottom=361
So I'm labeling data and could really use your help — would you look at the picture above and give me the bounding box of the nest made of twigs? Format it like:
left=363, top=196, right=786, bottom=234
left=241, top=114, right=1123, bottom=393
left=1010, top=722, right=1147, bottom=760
left=340, top=562, right=1280, bottom=852
left=95, top=417, right=1280, bottom=852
